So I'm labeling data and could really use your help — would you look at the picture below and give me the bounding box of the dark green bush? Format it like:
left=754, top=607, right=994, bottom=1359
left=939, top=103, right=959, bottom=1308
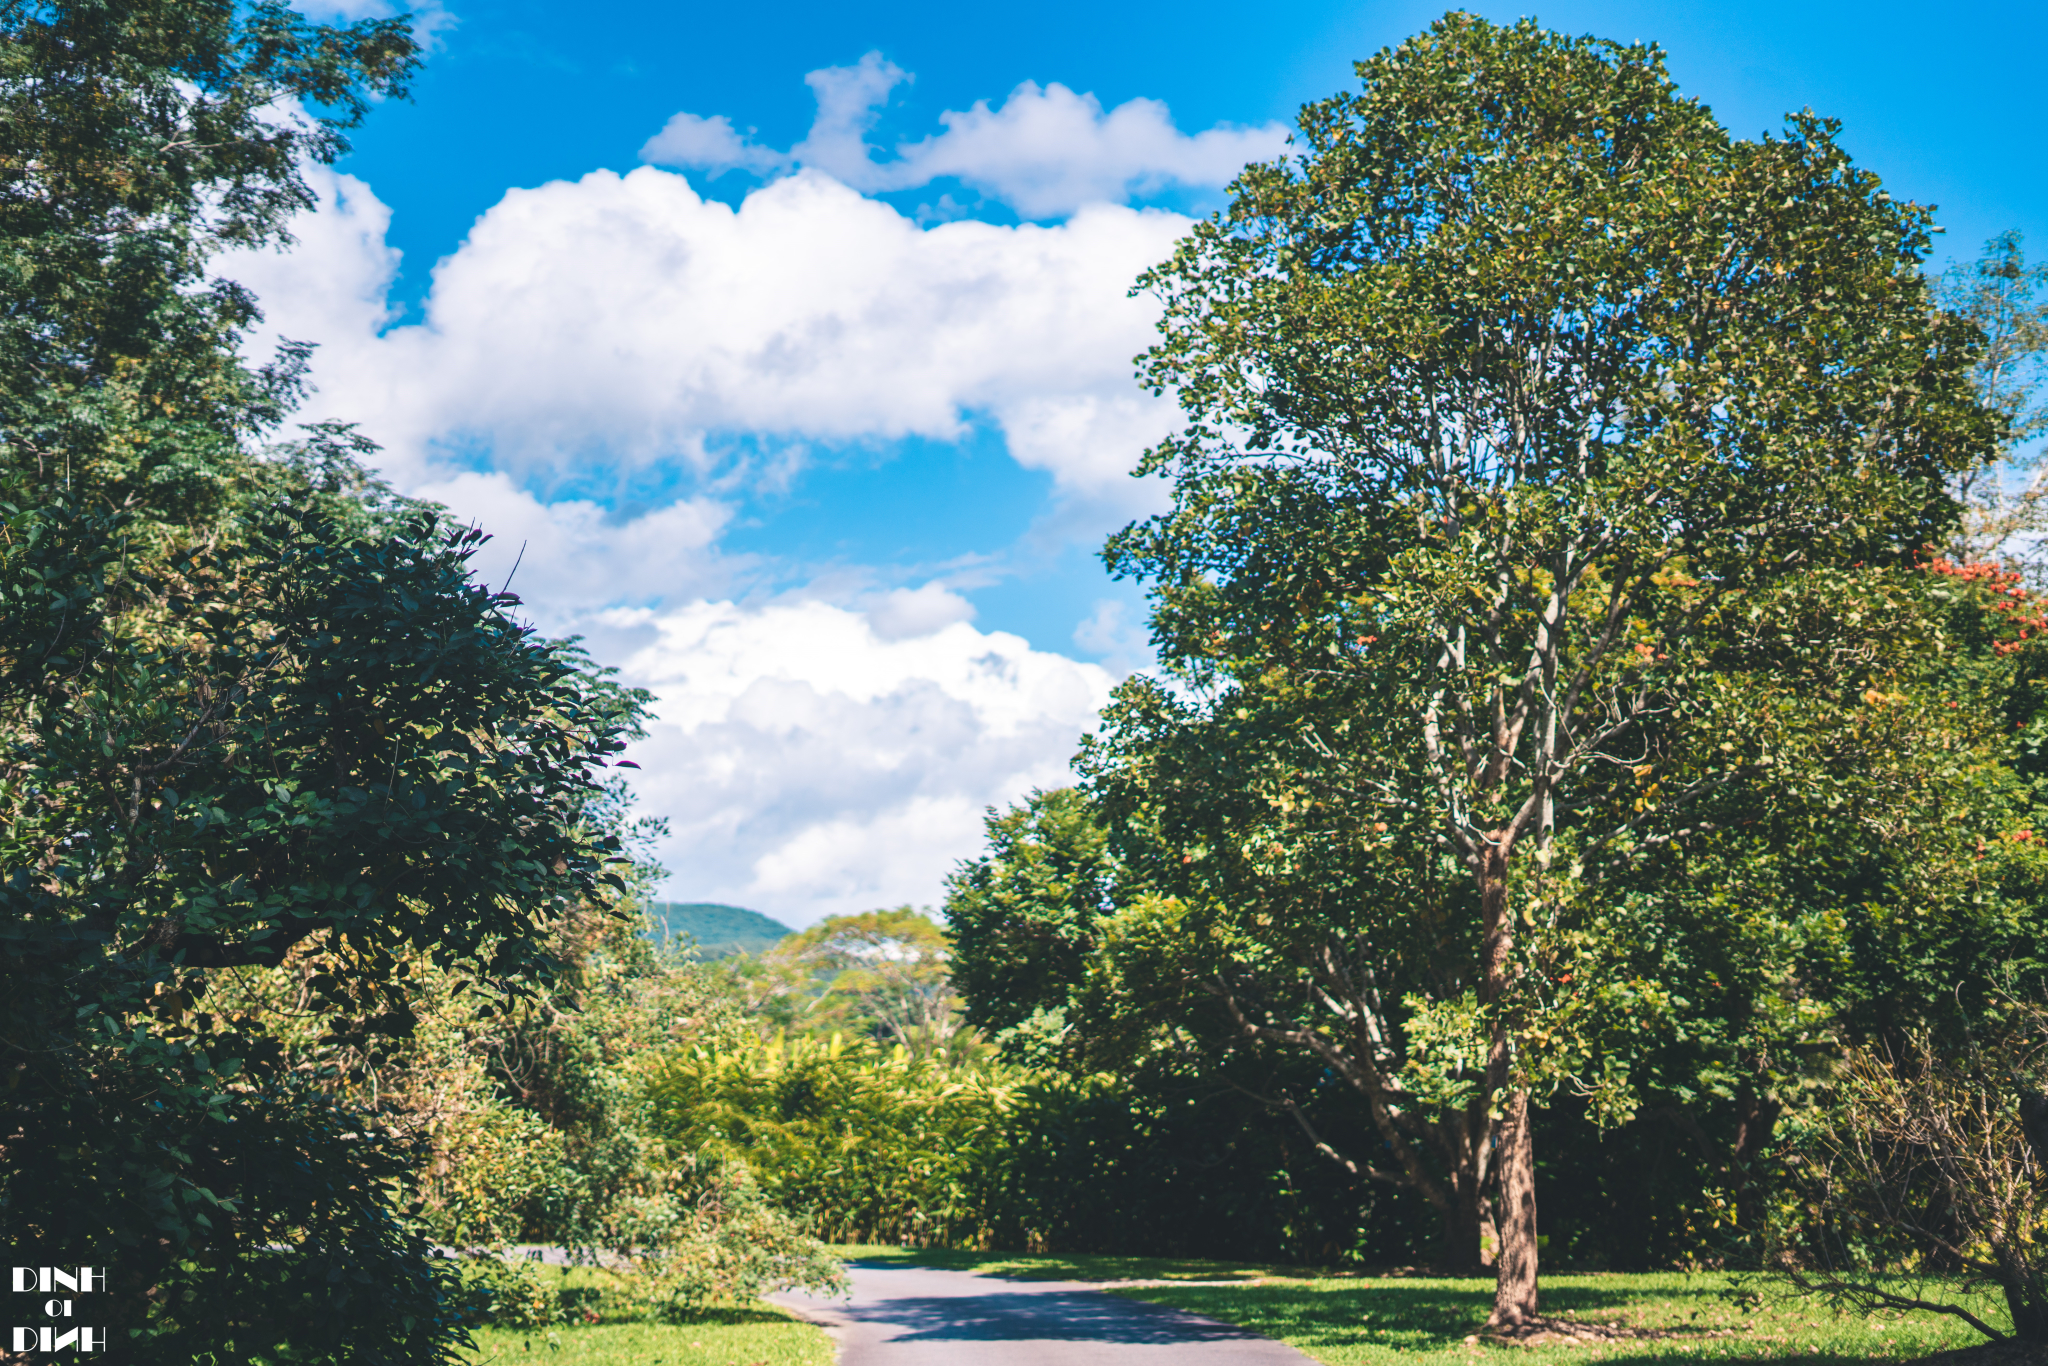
left=453, top=1257, right=563, bottom=1329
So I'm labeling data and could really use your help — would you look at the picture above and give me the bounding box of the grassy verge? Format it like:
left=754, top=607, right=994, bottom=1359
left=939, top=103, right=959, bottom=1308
left=838, top=1249, right=2002, bottom=1364
left=836, top=1244, right=1286, bottom=1282
left=453, top=1266, right=832, bottom=1366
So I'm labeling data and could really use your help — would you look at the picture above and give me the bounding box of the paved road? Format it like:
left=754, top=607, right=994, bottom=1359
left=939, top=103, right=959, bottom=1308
left=768, top=1262, right=1316, bottom=1365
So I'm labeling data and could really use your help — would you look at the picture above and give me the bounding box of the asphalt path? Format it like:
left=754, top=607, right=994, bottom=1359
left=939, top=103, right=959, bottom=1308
left=767, top=1262, right=1316, bottom=1365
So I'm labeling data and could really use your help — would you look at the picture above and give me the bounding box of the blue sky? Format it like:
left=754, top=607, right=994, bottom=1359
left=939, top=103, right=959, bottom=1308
left=347, top=0, right=2044, bottom=293
left=248, top=0, right=2047, bottom=923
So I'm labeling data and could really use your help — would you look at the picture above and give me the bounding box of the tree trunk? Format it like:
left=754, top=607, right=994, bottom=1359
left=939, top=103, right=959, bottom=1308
left=1490, top=1087, right=1539, bottom=1326
left=1729, top=1087, right=1781, bottom=1239
left=1476, top=831, right=1540, bottom=1327
left=2000, top=1251, right=2048, bottom=1343
left=1434, top=1176, right=1487, bottom=1273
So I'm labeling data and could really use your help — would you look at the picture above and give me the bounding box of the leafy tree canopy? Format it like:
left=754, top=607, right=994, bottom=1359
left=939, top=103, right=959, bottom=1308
left=1057, top=10, right=2002, bottom=1326
left=713, top=908, right=967, bottom=1054
left=0, top=0, right=418, bottom=541
left=0, top=5, right=657, bottom=1361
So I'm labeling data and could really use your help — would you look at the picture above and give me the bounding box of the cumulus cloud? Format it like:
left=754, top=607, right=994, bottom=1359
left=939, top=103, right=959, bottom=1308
left=1072, top=598, right=1152, bottom=677
left=229, top=163, right=1185, bottom=533
left=790, top=52, right=911, bottom=185
left=640, top=52, right=1292, bottom=219
left=615, top=599, right=1114, bottom=924
left=866, top=582, right=977, bottom=641
left=408, top=470, right=739, bottom=617
left=231, top=169, right=399, bottom=357
left=892, top=82, right=1290, bottom=220
left=639, top=112, right=788, bottom=177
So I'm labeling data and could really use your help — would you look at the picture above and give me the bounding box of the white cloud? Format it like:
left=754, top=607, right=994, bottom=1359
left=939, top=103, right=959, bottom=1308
left=639, top=112, right=787, bottom=177
left=891, top=82, right=1290, bottom=220
left=409, top=470, right=738, bottom=616
left=292, top=0, right=395, bottom=16
left=1072, top=598, right=1151, bottom=676
left=616, top=599, right=1113, bottom=923
left=790, top=51, right=911, bottom=186
left=229, top=163, right=1185, bottom=539
left=997, top=390, right=1187, bottom=499
left=865, top=582, right=977, bottom=640
left=640, top=52, right=1292, bottom=219
left=233, top=169, right=399, bottom=354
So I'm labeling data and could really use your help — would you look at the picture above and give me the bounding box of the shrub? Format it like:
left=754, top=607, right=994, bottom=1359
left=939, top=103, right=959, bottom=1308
left=1780, top=1006, right=2048, bottom=1343
left=455, top=1256, right=565, bottom=1329
left=623, top=1163, right=849, bottom=1320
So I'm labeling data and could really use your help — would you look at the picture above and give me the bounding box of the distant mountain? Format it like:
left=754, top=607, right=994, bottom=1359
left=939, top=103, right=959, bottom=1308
left=644, top=901, right=793, bottom=958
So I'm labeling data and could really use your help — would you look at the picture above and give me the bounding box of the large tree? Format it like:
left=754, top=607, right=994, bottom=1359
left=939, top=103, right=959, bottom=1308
left=0, top=5, right=647, bottom=1361
left=1097, top=12, right=1997, bottom=1327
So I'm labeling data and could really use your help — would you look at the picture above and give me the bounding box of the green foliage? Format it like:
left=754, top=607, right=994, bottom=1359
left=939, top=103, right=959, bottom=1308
left=0, top=5, right=698, bottom=1359
left=457, top=1272, right=833, bottom=1366
left=449, top=1170, right=846, bottom=1329
left=204, top=881, right=752, bottom=1255
left=647, top=1032, right=1018, bottom=1246
left=200, top=887, right=853, bottom=1330
left=1778, top=994, right=2048, bottom=1343
left=1944, top=233, right=2048, bottom=455
left=1058, top=11, right=2009, bottom=1302
left=779, top=907, right=958, bottom=1043
left=0, top=0, right=418, bottom=545
left=452, top=902, right=726, bottom=1250
left=623, top=1163, right=848, bottom=1321
left=6, top=1067, right=466, bottom=1363
left=0, top=498, right=641, bottom=1358
left=946, top=788, right=1115, bottom=1054
left=456, top=1256, right=570, bottom=1330
left=644, top=1029, right=1425, bottom=1264
left=707, top=908, right=974, bottom=1055
left=957, top=572, right=2048, bottom=1261
left=1945, top=232, right=2048, bottom=575
left=448, top=1171, right=847, bottom=1327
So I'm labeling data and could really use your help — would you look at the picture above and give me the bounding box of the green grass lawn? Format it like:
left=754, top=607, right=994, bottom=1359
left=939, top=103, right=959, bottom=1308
left=449, top=1249, right=2005, bottom=1365
left=841, top=1248, right=2004, bottom=1364
left=452, top=1266, right=831, bottom=1366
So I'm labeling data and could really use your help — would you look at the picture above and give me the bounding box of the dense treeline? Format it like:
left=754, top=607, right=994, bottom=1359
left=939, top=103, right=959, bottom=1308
left=645, top=1026, right=1426, bottom=1263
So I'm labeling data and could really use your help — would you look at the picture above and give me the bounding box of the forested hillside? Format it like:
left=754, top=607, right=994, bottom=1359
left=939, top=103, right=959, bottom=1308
left=646, top=902, right=794, bottom=957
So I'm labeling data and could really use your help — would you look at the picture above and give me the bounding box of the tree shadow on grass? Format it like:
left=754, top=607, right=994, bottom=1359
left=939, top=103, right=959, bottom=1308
left=1145, top=1281, right=1498, bottom=1353
left=674, top=1304, right=811, bottom=1327
left=1117, top=1278, right=1958, bottom=1361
